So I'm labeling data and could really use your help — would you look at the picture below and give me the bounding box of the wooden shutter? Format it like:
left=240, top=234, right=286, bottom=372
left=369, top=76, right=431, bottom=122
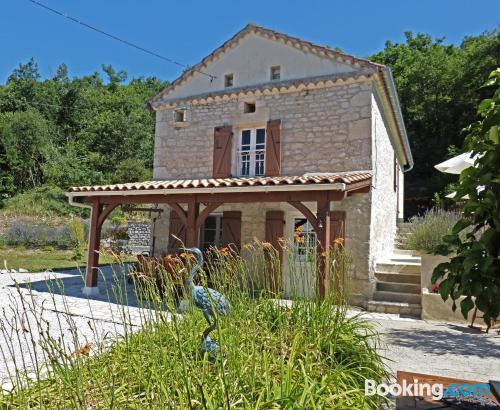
left=265, top=210, right=284, bottom=292
left=265, top=119, right=282, bottom=177
left=213, top=125, right=233, bottom=178
left=329, top=211, right=346, bottom=248
left=221, top=211, right=241, bottom=251
left=166, top=211, right=186, bottom=254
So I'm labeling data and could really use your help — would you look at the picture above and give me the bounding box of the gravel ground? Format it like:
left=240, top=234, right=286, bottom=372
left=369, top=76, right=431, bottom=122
left=0, top=267, right=498, bottom=391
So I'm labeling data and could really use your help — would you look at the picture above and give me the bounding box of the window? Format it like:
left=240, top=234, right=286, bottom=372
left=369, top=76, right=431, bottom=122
left=200, top=215, right=223, bottom=251
left=224, top=73, right=233, bottom=87
left=270, top=65, right=281, bottom=80
left=294, top=218, right=316, bottom=261
left=174, top=108, right=186, bottom=122
left=243, top=102, right=256, bottom=113
left=237, top=128, right=266, bottom=177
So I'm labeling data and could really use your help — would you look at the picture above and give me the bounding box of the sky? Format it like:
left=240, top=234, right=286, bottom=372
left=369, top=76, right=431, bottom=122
left=1, top=0, right=498, bottom=83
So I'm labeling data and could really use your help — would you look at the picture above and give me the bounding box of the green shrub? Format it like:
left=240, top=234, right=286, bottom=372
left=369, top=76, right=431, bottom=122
left=403, top=208, right=461, bottom=253
left=3, top=219, right=73, bottom=249
left=0, top=185, right=85, bottom=218
left=69, top=217, right=87, bottom=260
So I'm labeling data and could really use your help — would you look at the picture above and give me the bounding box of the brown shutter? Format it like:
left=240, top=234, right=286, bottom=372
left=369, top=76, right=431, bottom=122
left=265, top=119, right=282, bottom=177
left=329, top=211, right=346, bottom=248
left=265, top=210, right=284, bottom=292
left=167, top=212, right=186, bottom=255
left=221, top=211, right=241, bottom=251
left=213, top=125, right=233, bottom=178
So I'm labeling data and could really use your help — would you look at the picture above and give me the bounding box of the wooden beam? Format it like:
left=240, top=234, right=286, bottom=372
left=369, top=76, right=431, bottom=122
left=196, top=202, right=222, bottom=229
left=97, top=204, right=117, bottom=227
left=287, top=201, right=318, bottom=231
left=185, top=199, right=199, bottom=248
left=90, top=189, right=354, bottom=206
left=86, top=200, right=103, bottom=289
left=315, top=194, right=331, bottom=299
left=168, top=202, right=187, bottom=224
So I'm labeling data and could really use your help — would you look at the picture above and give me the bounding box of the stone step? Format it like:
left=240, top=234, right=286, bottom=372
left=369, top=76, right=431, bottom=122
left=388, top=255, right=421, bottom=264
left=376, top=262, right=420, bottom=274
left=373, top=290, right=421, bottom=304
left=392, top=249, right=416, bottom=256
left=375, top=272, right=420, bottom=284
left=376, top=281, right=421, bottom=294
left=367, top=301, right=421, bottom=317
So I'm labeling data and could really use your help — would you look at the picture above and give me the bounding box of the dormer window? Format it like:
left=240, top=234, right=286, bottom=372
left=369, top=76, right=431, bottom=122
left=270, top=66, right=281, bottom=80
left=224, top=73, right=234, bottom=87
left=174, top=108, right=186, bottom=123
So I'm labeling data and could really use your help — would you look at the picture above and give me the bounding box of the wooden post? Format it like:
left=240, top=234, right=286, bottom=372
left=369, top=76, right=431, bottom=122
left=316, top=196, right=331, bottom=299
left=185, top=199, right=199, bottom=247
left=84, top=200, right=103, bottom=295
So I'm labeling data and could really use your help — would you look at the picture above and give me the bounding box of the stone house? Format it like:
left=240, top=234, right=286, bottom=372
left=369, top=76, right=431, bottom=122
left=68, top=24, right=413, bottom=308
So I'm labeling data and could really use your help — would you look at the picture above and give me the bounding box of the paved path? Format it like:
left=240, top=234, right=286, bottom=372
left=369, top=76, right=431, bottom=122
left=0, top=268, right=498, bottom=389
left=359, top=311, right=500, bottom=382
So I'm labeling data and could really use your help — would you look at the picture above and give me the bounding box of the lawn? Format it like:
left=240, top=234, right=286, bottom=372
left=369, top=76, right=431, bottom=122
left=0, top=247, right=135, bottom=272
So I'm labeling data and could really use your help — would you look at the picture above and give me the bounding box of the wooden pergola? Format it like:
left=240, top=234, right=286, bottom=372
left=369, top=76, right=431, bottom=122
left=67, top=173, right=371, bottom=297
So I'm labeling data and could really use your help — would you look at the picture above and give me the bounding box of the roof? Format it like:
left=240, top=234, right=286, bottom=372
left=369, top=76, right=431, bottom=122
left=148, top=23, right=383, bottom=108
left=68, top=172, right=372, bottom=197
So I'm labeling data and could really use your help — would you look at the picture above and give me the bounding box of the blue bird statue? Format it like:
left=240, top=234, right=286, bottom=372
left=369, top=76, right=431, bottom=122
left=183, top=247, right=230, bottom=359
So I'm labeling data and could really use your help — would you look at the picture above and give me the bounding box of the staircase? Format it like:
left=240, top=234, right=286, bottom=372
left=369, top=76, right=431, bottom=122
left=367, top=223, right=422, bottom=317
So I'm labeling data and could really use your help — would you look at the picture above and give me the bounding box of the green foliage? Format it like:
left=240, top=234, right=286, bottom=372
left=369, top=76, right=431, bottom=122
left=403, top=208, right=461, bottom=253
left=68, top=217, right=87, bottom=260
left=371, top=30, right=500, bottom=201
left=1, top=246, right=388, bottom=408
left=432, top=68, right=500, bottom=328
left=0, top=61, right=166, bottom=216
left=1, top=185, right=81, bottom=217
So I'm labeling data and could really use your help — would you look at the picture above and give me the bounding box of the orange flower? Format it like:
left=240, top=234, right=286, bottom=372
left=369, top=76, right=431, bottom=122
left=294, top=225, right=303, bottom=233
left=262, top=242, right=273, bottom=249
left=334, top=238, right=344, bottom=246
left=242, top=243, right=253, bottom=250
left=219, top=247, right=230, bottom=257
left=294, top=233, right=305, bottom=243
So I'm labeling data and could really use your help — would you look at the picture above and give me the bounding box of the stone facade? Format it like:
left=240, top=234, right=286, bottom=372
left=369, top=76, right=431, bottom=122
left=153, top=79, right=373, bottom=180
left=151, top=77, right=403, bottom=307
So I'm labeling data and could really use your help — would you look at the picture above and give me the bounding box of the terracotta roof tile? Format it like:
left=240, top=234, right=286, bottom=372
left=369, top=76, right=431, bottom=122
left=69, top=172, right=372, bottom=194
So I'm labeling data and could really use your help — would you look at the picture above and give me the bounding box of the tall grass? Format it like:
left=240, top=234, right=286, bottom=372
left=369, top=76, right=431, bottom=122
left=0, top=241, right=389, bottom=409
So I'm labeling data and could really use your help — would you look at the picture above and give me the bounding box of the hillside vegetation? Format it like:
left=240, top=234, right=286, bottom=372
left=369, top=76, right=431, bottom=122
left=0, top=30, right=499, bottom=217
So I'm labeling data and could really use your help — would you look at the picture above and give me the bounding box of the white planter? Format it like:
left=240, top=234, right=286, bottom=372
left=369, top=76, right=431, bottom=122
left=420, top=253, right=450, bottom=290
left=421, top=288, right=484, bottom=325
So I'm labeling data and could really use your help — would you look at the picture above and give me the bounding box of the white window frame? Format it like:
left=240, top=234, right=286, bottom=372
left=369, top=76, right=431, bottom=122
left=236, top=127, right=266, bottom=177
left=293, top=218, right=317, bottom=262
left=199, top=214, right=223, bottom=251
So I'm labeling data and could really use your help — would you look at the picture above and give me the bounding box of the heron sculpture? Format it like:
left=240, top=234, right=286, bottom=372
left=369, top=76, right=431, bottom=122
left=183, top=247, right=230, bottom=359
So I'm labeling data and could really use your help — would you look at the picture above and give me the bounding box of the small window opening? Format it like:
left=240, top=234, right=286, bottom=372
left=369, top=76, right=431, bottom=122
left=270, top=65, right=281, bottom=80
left=224, top=73, right=233, bottom=87
left=243, top=102, right=256, bottom=113
left=174, top=108, right=186, bottom=122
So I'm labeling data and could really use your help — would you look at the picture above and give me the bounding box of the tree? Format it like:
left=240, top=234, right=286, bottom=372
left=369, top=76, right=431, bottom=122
left=0, top=109, right=51, bottom=189
left=371, top=31, right=500, bottom=208
left=432, top=68, right=500, bottom=329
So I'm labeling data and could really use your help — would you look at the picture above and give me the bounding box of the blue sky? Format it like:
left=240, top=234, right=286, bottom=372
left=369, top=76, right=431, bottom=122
left=1, top=0, right=498, bottom=83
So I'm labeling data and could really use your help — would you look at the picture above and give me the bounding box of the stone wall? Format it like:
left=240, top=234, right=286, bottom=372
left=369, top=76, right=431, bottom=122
left=126, top=221, right=151, bottom=255
left=152, top=77, right=400, bottom=306
left=153, top=78, right=373, bottom=180
left=368, top=93, right=398, bottom=268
